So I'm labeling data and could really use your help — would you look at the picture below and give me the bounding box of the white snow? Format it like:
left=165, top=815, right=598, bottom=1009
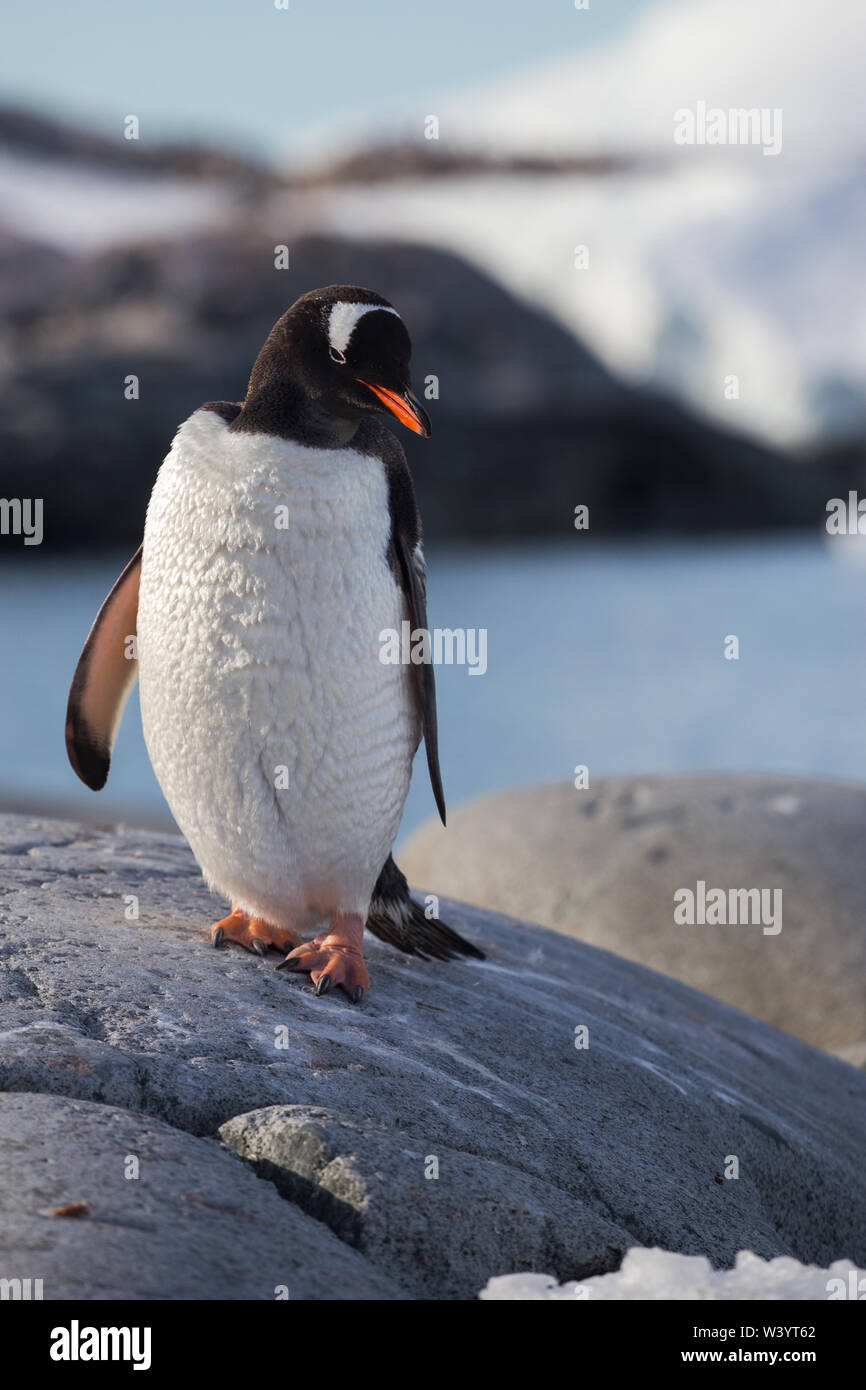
left=0, top=150, right=233, bottom=254
left=446, top=0, right=866, bottom=162
left=479, top=1248, right=866, bottom=1301
left=290, top=167, right=820, bottom=445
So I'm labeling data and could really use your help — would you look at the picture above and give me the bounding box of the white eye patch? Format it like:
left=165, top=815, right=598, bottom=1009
left=327, top=302, right=401, bottom=356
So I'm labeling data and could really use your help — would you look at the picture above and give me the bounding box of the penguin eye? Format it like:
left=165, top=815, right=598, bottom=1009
left=329, top=346, right=347, bottom=365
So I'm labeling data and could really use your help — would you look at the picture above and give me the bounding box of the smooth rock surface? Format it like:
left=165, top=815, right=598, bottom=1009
left=0, top=811, right=864, bottom=1300
left=0, top=1092, right=405, bottom=1300
left=401, top=775, right=866, bottom=1056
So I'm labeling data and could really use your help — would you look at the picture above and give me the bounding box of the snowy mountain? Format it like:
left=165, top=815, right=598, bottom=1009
left=291, top=0, right=866, bottom=447
left=446, top=0, right=865, bottom=164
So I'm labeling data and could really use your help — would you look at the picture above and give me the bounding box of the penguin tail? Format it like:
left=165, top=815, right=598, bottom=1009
left=365, top=855, right=485, bottom=962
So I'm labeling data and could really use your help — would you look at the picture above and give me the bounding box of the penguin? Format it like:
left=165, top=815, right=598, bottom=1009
left=65, top=285, right=483, bottom=1001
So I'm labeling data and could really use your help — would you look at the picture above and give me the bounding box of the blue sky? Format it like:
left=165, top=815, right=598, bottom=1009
left=0, top=0, right=650, bottom=160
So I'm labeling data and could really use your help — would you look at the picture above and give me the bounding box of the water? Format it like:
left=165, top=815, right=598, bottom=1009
left=2, top=536, right=864, bottom=846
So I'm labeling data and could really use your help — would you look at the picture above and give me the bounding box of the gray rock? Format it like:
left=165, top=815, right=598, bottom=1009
left=400, top=775, right=866, bottom=1057
left=0, top=1091, right=405, bottom=1300
left=0, top=811, right=864, bottom=1300
left=218, top=1105, right=630, bottom=1300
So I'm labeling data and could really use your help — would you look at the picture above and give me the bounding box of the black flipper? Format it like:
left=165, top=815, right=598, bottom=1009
left=393, top=530, right=446, bottom=826
left=356, top=416, right=447, bottom=826
left=365, top=855, right=485, bottom=960
left=66, top=546, right=142, bottom=790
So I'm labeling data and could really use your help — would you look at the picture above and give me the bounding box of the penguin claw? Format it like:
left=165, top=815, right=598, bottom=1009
left=277, top=914, right=370, bottom=1002
left=210, top=906, right=301, bottom=957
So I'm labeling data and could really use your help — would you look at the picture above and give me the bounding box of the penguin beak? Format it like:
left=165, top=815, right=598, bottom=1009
left=357, top=380, right=432, bottom=437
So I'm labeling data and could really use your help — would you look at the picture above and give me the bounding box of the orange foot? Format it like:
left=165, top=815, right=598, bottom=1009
left=211, top=905, right=301, bottom=957
left=277, top=912, right=370, bottom=1003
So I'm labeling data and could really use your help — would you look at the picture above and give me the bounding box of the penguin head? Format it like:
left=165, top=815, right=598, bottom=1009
left=250, top=285, right=431, bottom=437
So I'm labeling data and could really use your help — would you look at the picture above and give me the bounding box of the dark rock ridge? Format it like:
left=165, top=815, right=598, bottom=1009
left=0, top=813, right=863, bottom=1299
left=0, top=104, right=646, bottom=184
left=0, top=104, right=273, bottom=186
left=290, top=141, right=648, bottom=186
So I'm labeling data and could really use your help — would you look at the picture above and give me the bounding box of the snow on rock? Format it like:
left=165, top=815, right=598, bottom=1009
left=480, top=1248, right=866, bottom=1301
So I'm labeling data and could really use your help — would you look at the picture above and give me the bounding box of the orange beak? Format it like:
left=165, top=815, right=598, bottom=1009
left=356, top=380, right=431, bottom=437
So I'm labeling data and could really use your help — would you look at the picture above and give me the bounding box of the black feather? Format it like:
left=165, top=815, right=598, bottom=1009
left=365, top=855, right=484, bottom=961
left=354, top=417, right=447, bottom=827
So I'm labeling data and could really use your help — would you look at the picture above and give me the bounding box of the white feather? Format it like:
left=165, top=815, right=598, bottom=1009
left=327, top=301, right=400, bottom=355
left=137, top=408, right=419, bottom=930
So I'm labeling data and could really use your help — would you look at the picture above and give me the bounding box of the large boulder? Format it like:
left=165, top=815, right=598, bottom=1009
left=400, top=775, right=866, bottom=1060
left=0, top=812, right=863, bottom=1299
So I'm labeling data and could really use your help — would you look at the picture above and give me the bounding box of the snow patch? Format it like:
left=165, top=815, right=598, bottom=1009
left=479, top=1248, right=866, bottom=1301
left=0, top=150, right=233, bottom=253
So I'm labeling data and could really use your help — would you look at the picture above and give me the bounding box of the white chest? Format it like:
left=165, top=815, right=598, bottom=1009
left=136, top=410, right=417, bottom=922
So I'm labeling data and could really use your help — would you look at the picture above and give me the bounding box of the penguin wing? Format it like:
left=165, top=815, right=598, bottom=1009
left=394, top=527, right=446, bottom=826
left=66, top=546, right=142, bottom=790
left=363, top=419, right=446, bottom=826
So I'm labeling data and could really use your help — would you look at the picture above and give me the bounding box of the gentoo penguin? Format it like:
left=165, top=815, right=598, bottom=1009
left=65, top=285, right=483, bottom=1001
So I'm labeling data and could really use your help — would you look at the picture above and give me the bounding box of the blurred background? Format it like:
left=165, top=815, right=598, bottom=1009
left=1, top=0, right=865, bottom=840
